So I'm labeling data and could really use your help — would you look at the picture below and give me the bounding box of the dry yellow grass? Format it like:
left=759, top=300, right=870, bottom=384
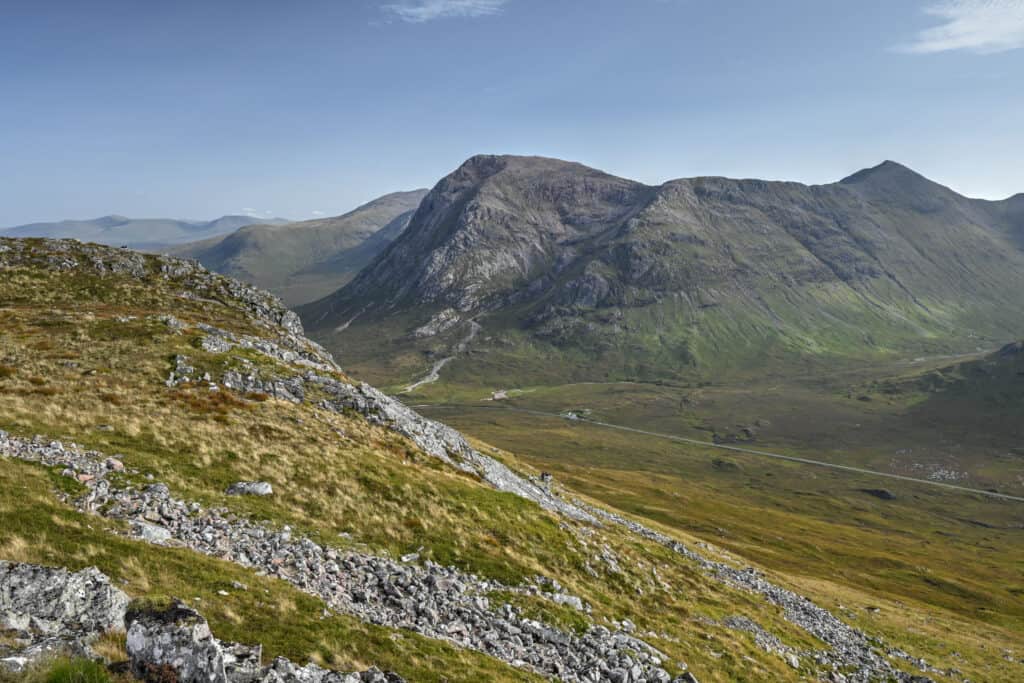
left=91, top=630, right=128, bottom=664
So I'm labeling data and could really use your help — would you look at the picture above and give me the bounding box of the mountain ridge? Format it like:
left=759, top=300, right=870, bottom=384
left=300, top=154, right=1024, bottom=385
left=173, top=189, right=428, bottom=307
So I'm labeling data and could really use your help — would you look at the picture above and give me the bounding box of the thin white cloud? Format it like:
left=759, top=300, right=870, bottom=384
left=382, top=0, right=507, bottom=23
left=901, top=0, right=1024, bottom=54
left=241, top=207, right=259, bottom=216
left=311, top=210, right=326, bottom=216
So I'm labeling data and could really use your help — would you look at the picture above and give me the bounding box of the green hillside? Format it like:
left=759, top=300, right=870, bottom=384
left=175, top=190, right=426, bottom=307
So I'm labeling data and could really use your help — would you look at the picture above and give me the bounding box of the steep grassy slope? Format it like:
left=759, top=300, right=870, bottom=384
left=2, top=215, right=287, bottom=250
left=174, top=190, right=426, bottom=306
left=3, top=238, right=949, bottom=682
left=301, top=156, right=1024, bottom=387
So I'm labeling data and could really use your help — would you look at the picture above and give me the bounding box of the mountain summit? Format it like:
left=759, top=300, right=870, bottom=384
left=301, top=155, right=1024, bottom=384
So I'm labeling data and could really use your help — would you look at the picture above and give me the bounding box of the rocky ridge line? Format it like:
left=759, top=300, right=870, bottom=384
left=180, top=319, right=599, bottom=525
left=0, top=431, right=686, bottom=683
left=180, top=321, right=944, bottom=681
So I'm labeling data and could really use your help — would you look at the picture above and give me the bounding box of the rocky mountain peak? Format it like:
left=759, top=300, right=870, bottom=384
left=303, top=154, right=1024, bottom=381
left=838, top=160, right=962, bottom=212
left=839, top=159, right=919, bottom=184
left=321, top=155, right=650, bottom=314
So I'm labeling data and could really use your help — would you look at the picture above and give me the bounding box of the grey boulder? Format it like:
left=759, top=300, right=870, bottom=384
left=226, top=481, right=273, bottom=497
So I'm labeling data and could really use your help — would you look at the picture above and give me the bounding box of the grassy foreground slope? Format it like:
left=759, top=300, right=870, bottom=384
left=0, top=237, right=910, bottom=682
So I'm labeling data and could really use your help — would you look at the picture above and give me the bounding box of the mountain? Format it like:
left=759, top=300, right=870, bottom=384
left=300, top=155, right=1024, bottom=386
left=1, top=214, right=289, bottom=250
left=0, top=236, right=977, bottom=682
left=173, top=189, right=428, bottom=307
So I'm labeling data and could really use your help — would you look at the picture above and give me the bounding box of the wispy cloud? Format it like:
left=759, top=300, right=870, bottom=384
left=382, top=0, right=507, bottom=23
left=311, top=210, right=325, bottom=216
left=900, top=0, right=1024, bottom=54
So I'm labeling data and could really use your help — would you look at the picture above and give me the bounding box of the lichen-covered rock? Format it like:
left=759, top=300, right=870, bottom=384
left=126, top=599, right=237, bottom=682
left=223, top=641, right=265, bottom=682
left=222, top=370, right=305, bottom=403
left=0, top=561, right=128, bottom=637
left=132, top=520, right=174, bottom=544
left=0, top=561, right=129, bottom=672
left=1, top=637, right=91, bottom=673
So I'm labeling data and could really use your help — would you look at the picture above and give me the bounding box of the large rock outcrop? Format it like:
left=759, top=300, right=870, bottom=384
left=0, top=561, right=129, bottom=672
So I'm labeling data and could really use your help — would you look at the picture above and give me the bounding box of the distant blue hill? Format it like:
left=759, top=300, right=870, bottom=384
left=1, top=214, right=289, bottom=250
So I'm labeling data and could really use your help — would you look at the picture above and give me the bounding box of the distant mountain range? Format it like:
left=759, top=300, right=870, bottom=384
left=172, top=190, right=427, bottom=307
left=298, top=155, right=1024, bottom=385
left=0, top=214, right=289, bottom=250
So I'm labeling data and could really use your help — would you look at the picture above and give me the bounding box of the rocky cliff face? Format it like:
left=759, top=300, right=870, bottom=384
left=324, top=156, right=651, bottom=313
left=302, top=156, right=1024, bottom=379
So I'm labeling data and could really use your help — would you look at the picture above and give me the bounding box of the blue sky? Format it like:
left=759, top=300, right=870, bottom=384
left=1, top=0, right=1022, bottom=225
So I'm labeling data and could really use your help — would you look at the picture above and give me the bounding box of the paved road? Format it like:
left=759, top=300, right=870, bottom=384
left=417, top=403, right=1024, bottom=503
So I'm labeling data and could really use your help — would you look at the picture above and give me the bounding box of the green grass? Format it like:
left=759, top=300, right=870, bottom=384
left=0, top=658, right=115, bottom=683
left=40, top=659, right=112, bottom=683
